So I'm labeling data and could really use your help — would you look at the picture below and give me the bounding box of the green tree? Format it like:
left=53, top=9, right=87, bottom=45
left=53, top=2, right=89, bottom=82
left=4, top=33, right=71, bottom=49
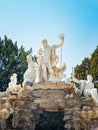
left=89, top=46, right=98, bottom=87
left=75, top=46, right=98, bottom=88
left=75, top=57, right=90, bottom=80
left=0, top=36, right=32, bottom=91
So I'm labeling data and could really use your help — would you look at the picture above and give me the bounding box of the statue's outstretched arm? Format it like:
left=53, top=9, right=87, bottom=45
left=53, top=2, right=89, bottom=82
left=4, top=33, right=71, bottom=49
left=37, top=48, right=43, bottom=55
left=72, top=74, right=80, bottom=84
left=55, top=34, right=64, bottom=48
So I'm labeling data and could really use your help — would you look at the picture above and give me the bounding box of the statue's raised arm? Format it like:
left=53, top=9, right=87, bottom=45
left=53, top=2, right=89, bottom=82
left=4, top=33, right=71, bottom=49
left=72, top=74, right=80, bottom=84
left=55, top=34, right=64, bottom=48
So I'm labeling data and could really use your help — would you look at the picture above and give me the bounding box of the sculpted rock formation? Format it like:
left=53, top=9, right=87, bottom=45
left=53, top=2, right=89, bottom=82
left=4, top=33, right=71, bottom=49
left=0, top=82, right=98, bottom=130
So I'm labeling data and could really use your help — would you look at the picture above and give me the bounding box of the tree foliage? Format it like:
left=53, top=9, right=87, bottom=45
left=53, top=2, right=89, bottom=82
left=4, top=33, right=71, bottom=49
left=89, top=46, right=98, bottom=83
left=0, top=36, right=32, bottom=91
left=75, top=46, right=98, bottom=88
left=75, top=57, right=90, bottom=80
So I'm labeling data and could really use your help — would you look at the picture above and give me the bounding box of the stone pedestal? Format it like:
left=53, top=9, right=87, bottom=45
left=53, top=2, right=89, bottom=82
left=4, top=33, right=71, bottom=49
left=0, top=82, right=98, bottom=130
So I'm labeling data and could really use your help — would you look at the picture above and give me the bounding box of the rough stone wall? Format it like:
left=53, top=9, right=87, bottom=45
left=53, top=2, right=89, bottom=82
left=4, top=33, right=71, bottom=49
left=0, top=82, right=98, bottom=130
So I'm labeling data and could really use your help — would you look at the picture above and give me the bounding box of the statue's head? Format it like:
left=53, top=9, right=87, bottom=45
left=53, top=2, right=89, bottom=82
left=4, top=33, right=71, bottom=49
left=87, top=75, right=93, bottom=82
left=42, top=39, right=48, bottom=48
left=27, top=55, right=32, bottom=63
left=13, top=73, right=17, bottom=77
left=10, top=73, right=17, bottom=81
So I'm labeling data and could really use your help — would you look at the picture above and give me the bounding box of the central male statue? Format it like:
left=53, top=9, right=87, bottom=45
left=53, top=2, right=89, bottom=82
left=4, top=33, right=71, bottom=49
left=37, top=34, right=64, bottom=81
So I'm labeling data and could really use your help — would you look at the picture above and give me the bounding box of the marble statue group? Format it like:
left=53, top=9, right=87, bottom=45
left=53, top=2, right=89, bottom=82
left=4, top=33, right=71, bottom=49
left=72, top=74, right=98, bottom=104
left=6, top=34, right=98, bottom=104
left=23, top=33, right=68, bottom=86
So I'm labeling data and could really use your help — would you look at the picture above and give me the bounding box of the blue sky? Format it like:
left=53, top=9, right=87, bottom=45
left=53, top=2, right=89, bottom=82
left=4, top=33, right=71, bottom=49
left=0, top=0, right=98, bottom=76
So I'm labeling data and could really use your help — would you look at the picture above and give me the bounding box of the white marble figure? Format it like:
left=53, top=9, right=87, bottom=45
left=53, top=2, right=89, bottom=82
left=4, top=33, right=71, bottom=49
left=35, top=63, right=43, bottom=83
left=49, top=62, right=70, bottom=83
left=49, top=62, right=66, bottom=82
left=72, top=74, right=98, bottom=104
left=8, top=73, right=17, bottom=92
left=22, top=55, right=36, bottom=86
left=36, top=34, right=64, bottom=82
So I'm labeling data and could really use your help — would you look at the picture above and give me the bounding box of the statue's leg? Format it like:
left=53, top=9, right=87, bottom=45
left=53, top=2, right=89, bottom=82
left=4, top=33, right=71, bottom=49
left=80, top=85, right=84, bottom=96
left=42, top=64, right=48, bottom=82
left=91, top=89, right=98, bottom=104
left=53, top=55, right=59, bottom=66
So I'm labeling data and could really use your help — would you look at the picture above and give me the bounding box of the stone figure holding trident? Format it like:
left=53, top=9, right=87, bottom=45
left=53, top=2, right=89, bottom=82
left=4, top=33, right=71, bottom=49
left=59, top=33, right=65, bottom=66
left=36, top=34, right=65, bottom=82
